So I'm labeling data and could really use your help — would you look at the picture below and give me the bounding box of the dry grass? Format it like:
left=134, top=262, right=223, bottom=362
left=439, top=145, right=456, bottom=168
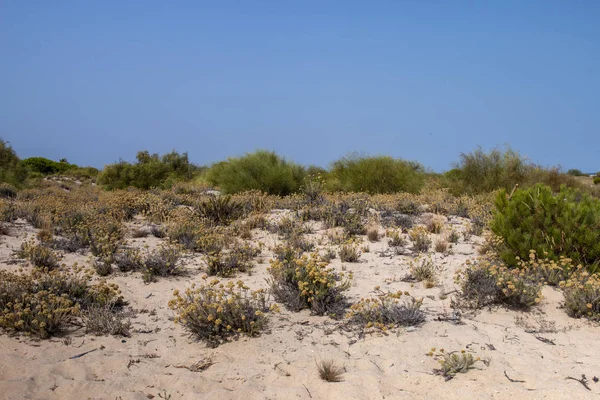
left=317, top=359, right=345, bottom=382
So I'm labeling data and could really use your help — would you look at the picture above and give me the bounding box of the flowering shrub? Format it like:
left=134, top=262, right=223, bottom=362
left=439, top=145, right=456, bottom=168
left=268, top=253, right=351, bottom=316
left=0, top=268, right=123, bottom=338
left=18, top=239, right=60, bottom=270
left=169, top=279, right=272, bottom=346
left=456, top=256, right=542, bottom=309
left=346, top=289, right=425, bottom=330
left=561, top=268, right=600, bottom=320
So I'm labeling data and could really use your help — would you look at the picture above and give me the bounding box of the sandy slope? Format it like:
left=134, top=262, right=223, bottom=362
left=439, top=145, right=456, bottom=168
left=0, top=214, right=598, bottom=400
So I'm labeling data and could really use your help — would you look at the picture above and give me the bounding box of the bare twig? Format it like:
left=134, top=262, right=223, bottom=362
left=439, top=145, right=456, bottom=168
left=302, top=383, right=313, bottom=398
left=68, top=347, right=100, bottom=360
left=566, top=375, right=591, bottom=391
left=504, top=371, right=525, bottom=383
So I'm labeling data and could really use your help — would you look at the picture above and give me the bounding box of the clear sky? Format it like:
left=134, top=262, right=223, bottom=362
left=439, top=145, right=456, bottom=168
left=1, top=1, right=599, bottom=172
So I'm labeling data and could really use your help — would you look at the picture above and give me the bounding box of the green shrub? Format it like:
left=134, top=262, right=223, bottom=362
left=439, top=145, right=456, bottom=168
left=327, top=154, right=424, bottom=194
left=594, top=176, right=600, bottom=185
left=567, top=169, right=586, bottom=177
left=491, top=184, right=600, bottom=271
left=0, top=139, right=28, bottom=188
left=98, top=150, right=198, bottom=190
left=0, top=183, right=17, bottom=199
left=22, top=157, right=76, bottom=175
left=448, top=146, right=529, bottom=195
left=206, top=150, right=306, bottom=195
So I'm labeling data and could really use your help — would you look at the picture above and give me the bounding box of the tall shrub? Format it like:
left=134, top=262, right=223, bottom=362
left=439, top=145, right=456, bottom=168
left=327, top=154, right=424, bottom=194
left=206, top=150, right=305, bottom=195
left=491, top=184, right=600, bottom=272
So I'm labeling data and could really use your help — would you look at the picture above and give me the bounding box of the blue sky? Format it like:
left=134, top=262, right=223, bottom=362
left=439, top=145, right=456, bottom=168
left=1, top=1, right=599, bottom=172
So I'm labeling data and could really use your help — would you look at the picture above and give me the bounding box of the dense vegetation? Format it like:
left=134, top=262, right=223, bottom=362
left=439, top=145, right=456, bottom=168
left=205, top=150, right=306, bottom=196
left=491, top=184, right=600, bottom=271
left=97, top=150, right=200, bottom=190
left=1, top=137, right=597, bottom=198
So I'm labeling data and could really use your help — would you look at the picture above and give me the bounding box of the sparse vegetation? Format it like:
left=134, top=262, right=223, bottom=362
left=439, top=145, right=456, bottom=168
left=317, top=359, right=345, bottom=382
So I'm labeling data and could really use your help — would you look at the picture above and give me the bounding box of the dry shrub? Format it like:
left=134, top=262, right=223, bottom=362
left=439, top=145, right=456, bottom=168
left=448, top=230, right=460, bottom=244
left=0, top=269, right=123, bottom=338
left=386, top=229, right=407, bottom=255
left=367, top=228, right=380, bottom=242
left=434, top=238, right=448, bottom=253
left=346, top=289, right=425, bottom=330
left=409, top=256, right=440, bottom=283
left=268, top=253, right=351, bottom=316
left=83, top=303, right=131, bottom=337
left=18, top=240, right=60, bottom=270
left=317, top=359, right=344, bottom=382
left=205, top=243, right=259, bottom=277
left=114, top=247, right=144, bottom=272
left=561, top=268, right=600, bottom=320
left=142, top=244, right=183, bottom=282
left=456, top=257, right=542, bottom=309
left=169, top=280, right=271, bottom=347
left=339, top=242, right=361, bottom=263
left=426, top=215, right=445, bottom=234
left=409, top=226, right=431, bottom=252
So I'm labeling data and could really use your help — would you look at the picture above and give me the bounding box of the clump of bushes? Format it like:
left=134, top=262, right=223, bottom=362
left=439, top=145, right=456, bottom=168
left=169, top=280, right=271, bottom=347
left=0, top=269, right=123, bottom=338
left=205, top=243, right=259, bottom=277
left=206, top=150, right=306, bottom=195
left=456, top=257, right=542, bottom=309
left=409, top=226, right=431, bottom=252
left=327, top=154, right=425, bottom=194
left=98, top=150, right=199, bottom=190
left=491, top=184, right=600, bottom=272
left=268, top=253, right=351, bottom=316
left=142, top=244, right=183, bottom=282
left=17, top=240, right=60, bottom=270
left=346, top=289, right=425, bottom=330
left=445, top=146, right=529, bottom=195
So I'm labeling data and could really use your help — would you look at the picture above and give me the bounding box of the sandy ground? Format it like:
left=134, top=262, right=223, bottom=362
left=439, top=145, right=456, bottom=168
left=0, top=213, right=599, bottom=400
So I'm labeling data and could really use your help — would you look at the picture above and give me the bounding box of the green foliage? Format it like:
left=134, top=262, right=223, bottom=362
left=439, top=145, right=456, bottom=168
left=594, top=176, right=600, bottom=185
left=491, top=184, right=600, bottom=271
left=98, top=150, right=198, bottom=190
left=0, top=139, right=28, bottom=187
left=22, top=157, right=76, bottom=175
left=206, top=150, right=306, bottom=195
left=567, top=169, right=586, bottom=177
left=448, top=146, right=529, bottom=194
left=327, top=154, right=424, bottom=194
